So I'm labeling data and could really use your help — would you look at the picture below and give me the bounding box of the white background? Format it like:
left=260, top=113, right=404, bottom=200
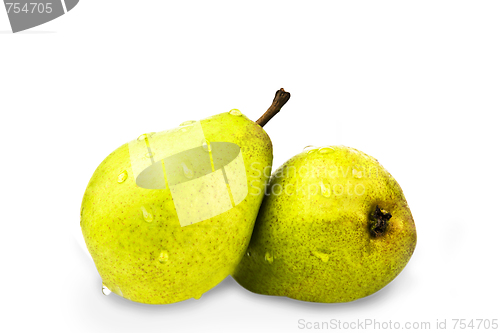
left=1, top=1, right=499, bottom=332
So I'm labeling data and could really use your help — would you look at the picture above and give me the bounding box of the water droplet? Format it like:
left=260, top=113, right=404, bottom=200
left=265, top=251, right=274, bottom=263
left=312, top=251, right=330, bottom=263
left=194, top=293, right=202, bottom=300
left=229, top=109, right=242, bottom=116
left=307, top=149, right=318, bottom=155
left=246, top=251, right=251, bottom=257
left=202, top=139, right=211, bottom=152
left=347, top=147, right=359, bottom=155
left=137, top=134, right=148, bottom=141
left=181, top=161, right=194, bottom=179
left=145, top=151, right=155, bottom=158
left=320, top=180, right=331, bottom=198
left=352, top=168, right=363, bottom=179
left=102, top=284, right=111, bottom=296
left=141, top=206, right=154, bottom=223
left=159, top=251, right=169, bottom=263
left=115, top=286, right=123, bottom=297
left=117, top=170, right=128, bottom=184
left=319, top=146, right=335, bottom=154
left=179, top=120, right=196, bottom=126
left=303, top=145, right=317, bottom=152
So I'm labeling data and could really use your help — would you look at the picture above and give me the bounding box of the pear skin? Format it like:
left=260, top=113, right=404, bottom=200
left=233, top=146, right=417, bottom=303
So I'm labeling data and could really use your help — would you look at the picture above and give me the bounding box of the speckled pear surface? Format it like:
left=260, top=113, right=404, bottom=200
left=233, top=146, right=417, bottom=303
left=81, top=111, right=272, bottom=304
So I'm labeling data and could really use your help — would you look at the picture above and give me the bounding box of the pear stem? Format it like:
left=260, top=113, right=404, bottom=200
left=256, top=88, right=291, bottom=127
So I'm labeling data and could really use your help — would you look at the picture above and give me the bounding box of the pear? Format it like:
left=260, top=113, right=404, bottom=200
left=233, top=146, right=417, bottom=303
left=81, top=89, right=290, bottom=304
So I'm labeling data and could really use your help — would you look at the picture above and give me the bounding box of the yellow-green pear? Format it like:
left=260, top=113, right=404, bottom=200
left=233, top=146, right=417, bottom=302
left=81, top=89, right=290, bottom=304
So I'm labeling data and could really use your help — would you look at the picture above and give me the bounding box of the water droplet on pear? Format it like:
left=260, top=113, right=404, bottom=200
left=312, top=251, right=330, bottom=263
left=181, top=161, right=194, bottom=179
left=159, top=251, right=169, bottom=263
left=137, top=134, right=148, bottom=141
left=307, top=148, right=318, bottom=155
left=117, top=170, right=128, bottom=184
left=229, top=109, right=242, bottom=116
left=141, top=206, right=154, bottom=223
left=115, top=286, right=123, bottom=297
left=102, top=284, right=111, bottom=296
left=352, top=168, right=363, bottom=179
left=202, top=140, right=211, bottom=152
left=303, top=145, right=317, bottom=152
left=179, top=120, right=196, bottom=126
left=319, top=147, right=334, bottom=154
left=265, top=251, right=274, bottom=263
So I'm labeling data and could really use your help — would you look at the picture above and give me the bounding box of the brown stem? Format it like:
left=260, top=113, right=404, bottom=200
left=256, top=88, right=291, bottom=127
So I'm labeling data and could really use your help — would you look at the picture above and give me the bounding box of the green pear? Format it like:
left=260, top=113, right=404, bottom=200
left=81, top=89, right=290, bottom=304
left=233, top=145, right=417, bottom=303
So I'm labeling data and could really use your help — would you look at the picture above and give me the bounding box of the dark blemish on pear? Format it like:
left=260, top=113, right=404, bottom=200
left=369, top=205, right=392, bottom=238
